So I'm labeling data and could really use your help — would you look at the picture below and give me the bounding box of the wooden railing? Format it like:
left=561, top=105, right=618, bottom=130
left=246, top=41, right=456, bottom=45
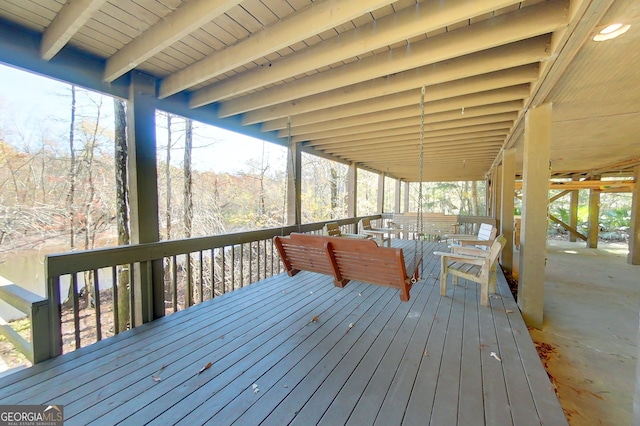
left=40, top=215, right=381, bottom=362
left=0, top=277, right=49, bottom=364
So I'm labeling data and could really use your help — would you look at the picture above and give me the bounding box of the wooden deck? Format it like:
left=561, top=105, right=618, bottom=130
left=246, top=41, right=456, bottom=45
left=0, top=240, right=567, bottom=425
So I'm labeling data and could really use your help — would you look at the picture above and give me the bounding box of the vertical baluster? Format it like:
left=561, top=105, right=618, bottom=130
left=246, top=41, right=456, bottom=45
left=71, top=273, right=80, bottom=350
left=172, top=255, right=178, bottom=312
left=221, top=247, right=226, bottom=295
left=270, top=239, right=274, bottom=277
left=112, top=266, right=119, bottom=335
left=186, top=253, right=193, bottom=307
left=239, top=244, right=244, bottom=288
left=263, top=240, right=267, bottom=279
left=248, top=242, right=252, bottom=285
left=230, top=246, right=235, bottom=292
left=93, top=269, right=102, bottom=341
left=210, top=248, right=215, bottom=299
left=129, top=263, right=135, bottom=328
left=198, top=250, right=204, bottom=303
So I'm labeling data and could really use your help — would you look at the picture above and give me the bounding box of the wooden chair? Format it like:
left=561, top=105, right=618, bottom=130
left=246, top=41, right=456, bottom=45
left=359, top=217, right=398, bottom=247
left=434, top=235, right=506, bottom=306
left=324, top=222, right=370, bottom=239
left=445, top=223, right=496, bottom=250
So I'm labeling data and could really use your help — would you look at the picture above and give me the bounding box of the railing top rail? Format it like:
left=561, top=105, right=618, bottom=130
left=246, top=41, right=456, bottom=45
left=45, top=215, right=381, bottom=277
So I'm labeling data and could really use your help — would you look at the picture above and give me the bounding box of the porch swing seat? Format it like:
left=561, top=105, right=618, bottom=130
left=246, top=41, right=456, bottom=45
left=274, top=233, right=421, bottom=301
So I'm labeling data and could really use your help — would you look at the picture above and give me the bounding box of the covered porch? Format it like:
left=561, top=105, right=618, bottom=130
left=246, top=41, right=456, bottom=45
left=0, top=239, right=566, bottom=425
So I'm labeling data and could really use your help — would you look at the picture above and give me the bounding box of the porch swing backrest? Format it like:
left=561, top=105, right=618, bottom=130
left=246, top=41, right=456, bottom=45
left=273, top=233, right=421, bottom=301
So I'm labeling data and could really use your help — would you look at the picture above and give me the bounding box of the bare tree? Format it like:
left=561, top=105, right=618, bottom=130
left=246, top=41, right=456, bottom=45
left=165, top=113, right=173, bottom=240
left=66, top=85, right=77, bottom=250
left=183, top=118, right=193, bottom=238
left=114, top=98, right=130, bottom=332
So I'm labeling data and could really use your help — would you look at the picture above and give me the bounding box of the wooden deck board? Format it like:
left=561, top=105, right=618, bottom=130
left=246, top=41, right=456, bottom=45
left=0, top=239, right=567, bottom=425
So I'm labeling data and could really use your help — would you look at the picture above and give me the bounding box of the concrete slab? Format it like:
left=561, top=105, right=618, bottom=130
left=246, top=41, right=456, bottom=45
left=526, top=241, right=639, bottom=425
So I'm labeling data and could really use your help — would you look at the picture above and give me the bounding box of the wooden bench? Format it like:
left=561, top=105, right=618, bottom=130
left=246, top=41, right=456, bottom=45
left=273, top=233, right=421, bottom=301
left=390, top=213, right=459, bottom=241
left=445, top=222, right=496, bottom=249
left=434, top=235, right=506, bottom=306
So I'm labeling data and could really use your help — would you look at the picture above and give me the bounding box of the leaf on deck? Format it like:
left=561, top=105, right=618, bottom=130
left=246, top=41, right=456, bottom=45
left=310, top=315, right=319, bottom=323
left=151, top=364, right=167, bottom=382
left=198, top=362, right=213, bottom=374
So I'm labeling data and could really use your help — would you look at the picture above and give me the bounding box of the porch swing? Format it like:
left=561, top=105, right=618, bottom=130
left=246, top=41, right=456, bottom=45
left=272, top=87, right=428, bottom=301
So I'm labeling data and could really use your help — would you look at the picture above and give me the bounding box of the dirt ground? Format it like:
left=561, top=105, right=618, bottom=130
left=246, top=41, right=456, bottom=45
left=0, top=290, right=116, bottom=373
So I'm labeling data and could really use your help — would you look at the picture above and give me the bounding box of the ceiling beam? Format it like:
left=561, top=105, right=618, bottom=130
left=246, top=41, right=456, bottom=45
left=249, top=36, right=549, bottom=126
left=219, top=0, right=568, bottom=116
left=104, top=0, right=243, bottom=82
left=41, top=0, right=107, bottom=60
left=262, top=84, right=531, bottom=136
left=292, top=112, right=518, bottom=143
left=311, top=130, right=509, bottom=151
left=277, top=100, right=523, bottom=137
left=273, top=65, right=535, bottom=136
left=307, top=121, right=514, bottom=146
left=346, top=146, right=501, bottom=160
left=491, top=0, right=617, bottom=171
left=320, top=138, right=505, bottom=156
left=189, top=0, right=523, bottom=106
left=159, top=0, right=395, bottom=98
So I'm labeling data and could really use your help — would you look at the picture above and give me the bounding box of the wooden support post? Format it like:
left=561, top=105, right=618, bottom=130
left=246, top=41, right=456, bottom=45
left=629, top=165, right=640, bottom=265
left=635, top=310, right=640, bottom=425
left=569, top=175, right=580, bottom=242
left=347, top=163, right=358, bottom=218
left=403, top=181, right=410, bottom=212
left=518, top=103, right=552, bottom=329
left=500, top=149, right=516, bottom=272
left=127, top=71, right=163, bottom=325
left=286, top=140, right=301, bottom=225
left=587, top=176, right=601, bottom=249
left=395, top=179, right=401, bottom=214
left=494, top=165, right=503, bottom=230
left=377, top=173, right=385, bottom=214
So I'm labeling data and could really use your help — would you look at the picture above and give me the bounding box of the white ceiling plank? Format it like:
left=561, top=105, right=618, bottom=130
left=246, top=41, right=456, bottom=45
left=218, top=0, right=568, bottom=117
left=103, top=0, right=243, bottom=82
left=159, top=0, right=396, bottom=98
left=41, top=0, right=107, bottom=60
left=190, top=0, right=523, bottom=106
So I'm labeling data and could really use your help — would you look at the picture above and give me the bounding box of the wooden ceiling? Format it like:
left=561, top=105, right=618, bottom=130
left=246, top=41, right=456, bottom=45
left=0, top=0, right=638, bottom=182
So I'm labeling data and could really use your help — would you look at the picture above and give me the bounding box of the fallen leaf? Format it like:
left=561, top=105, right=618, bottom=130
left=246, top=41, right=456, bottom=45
left=423, top=350, right=429, bottom=356
left=198, top=362, right=213, bottom=374
left=151, top=364, right=167, bottom=381
left=490, top=352, right=502, bottom=362
left=311, top=315, right=319, bottom=323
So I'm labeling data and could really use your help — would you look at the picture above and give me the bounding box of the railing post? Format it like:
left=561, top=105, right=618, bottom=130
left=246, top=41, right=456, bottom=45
left=31, top=299, right=50, bottom=363
left=47, top=274, right=63, bottom=359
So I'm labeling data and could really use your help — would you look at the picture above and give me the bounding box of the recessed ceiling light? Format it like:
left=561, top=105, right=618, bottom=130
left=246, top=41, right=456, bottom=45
left=593, top=23, right=631, bottom=41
